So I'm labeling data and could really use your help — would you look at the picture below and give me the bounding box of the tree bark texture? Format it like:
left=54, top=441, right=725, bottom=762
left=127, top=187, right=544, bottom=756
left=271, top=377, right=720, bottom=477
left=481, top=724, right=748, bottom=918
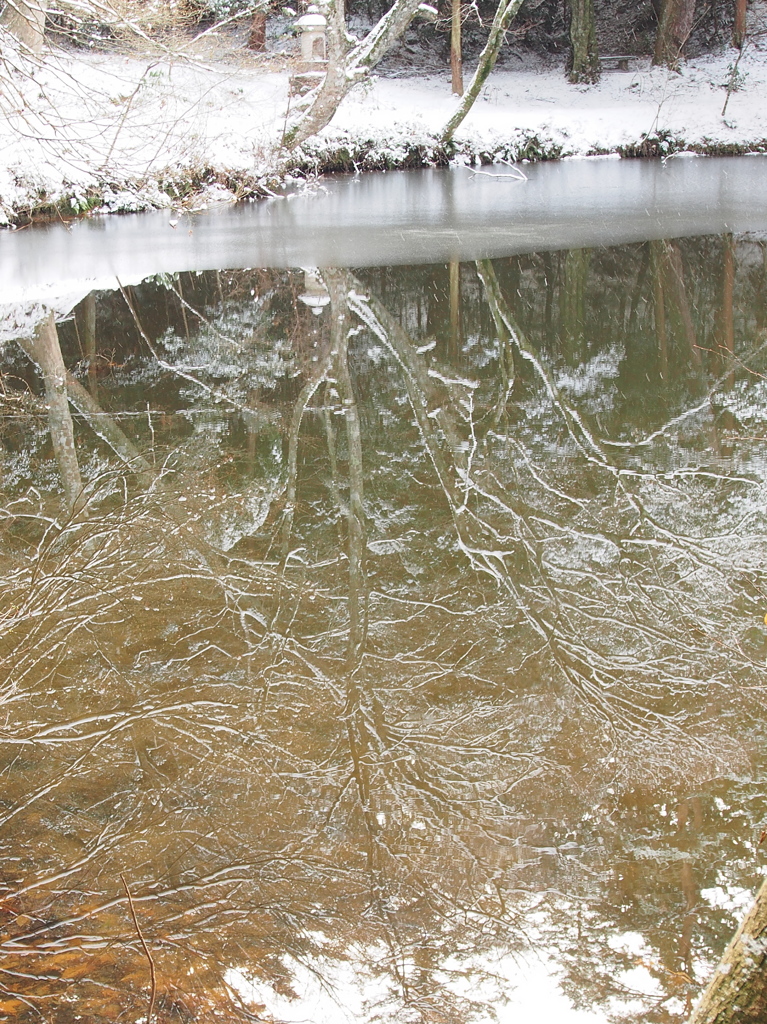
left=451, top=0, right=463, bottom=95
left=688, top=875, right=767, bottom=1024
left=568, top=0, right=599, bottom=83
left=441, top=0, right=525, bottom=142
left=653, top=0, right=696, bottom=68
left=733, top=0, right=747, bottom=48
left=0, top=0, right=47, bottom=54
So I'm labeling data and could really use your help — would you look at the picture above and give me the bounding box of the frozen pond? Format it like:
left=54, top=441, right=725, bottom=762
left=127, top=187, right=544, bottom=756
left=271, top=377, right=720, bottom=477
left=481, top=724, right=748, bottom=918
left=2, top=157, right=767, bottom=1023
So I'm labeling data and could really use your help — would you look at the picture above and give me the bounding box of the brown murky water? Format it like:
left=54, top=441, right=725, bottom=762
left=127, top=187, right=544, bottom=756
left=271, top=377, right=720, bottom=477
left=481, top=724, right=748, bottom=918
left=2, top=234, right=767, bottom=1023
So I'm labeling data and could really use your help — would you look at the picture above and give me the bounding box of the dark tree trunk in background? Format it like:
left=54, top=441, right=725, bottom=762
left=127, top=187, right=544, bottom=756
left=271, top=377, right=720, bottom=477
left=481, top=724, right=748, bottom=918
left=568, top=0, right=599, bottom=83
left=688, top=876, right=767, bottom=1023
left=451, top=0, right=463, bottom=94
left=653, top=0, right=696, bottom=68
left=248, top=10, right=266, bottom=50
left=733, top=0, right=747, bottom=47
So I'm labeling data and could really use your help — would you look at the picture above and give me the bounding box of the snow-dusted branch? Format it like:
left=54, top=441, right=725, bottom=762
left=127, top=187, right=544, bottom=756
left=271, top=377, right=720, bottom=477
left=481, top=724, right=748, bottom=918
left=441, top=0, right=525, bottom=142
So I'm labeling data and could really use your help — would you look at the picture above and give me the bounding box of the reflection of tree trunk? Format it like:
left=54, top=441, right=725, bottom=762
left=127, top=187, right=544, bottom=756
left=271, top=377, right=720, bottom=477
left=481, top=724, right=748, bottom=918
left=679, top=858, right=698, bottom=979
left=568, top=0, right=600, bottom=83
left=451, top=0, right=463, bottom=95
left=322, top=395, right=346, bottom=545
left=653, top=0, right=696, bottom=68
left=19, top=314, right=83, bottom=513
left=322, top=272, right=378, bottom=864
left=652, top=240, right=701, bottom=370
left=561, top=248, right=590, bottom=346
left=721, top=233, right=735, bottom=387
left=0, top=0, right=47, bottom=54
left=664, top=241, right=700, bottom=367
left=689, top=876, right=767, bottom=1023
left=74, top=292, right=98, bottom=397
left=281, top=370, right=328, bottom=560
left=482, top=263, right=515, bottom=426
left=449, top=260, right=461, bottom=359
left=650, top=241, right=668, bottom=376
left=244, top=394, right=259, bottom=474
left=324, top=272, right=367, bottom=665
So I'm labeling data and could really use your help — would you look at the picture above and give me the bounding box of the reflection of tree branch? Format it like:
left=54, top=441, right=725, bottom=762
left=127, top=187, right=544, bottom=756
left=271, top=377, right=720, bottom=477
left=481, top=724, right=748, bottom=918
left=65, top=372, right=154, bottom=486
left=121, top=872, right=157, bottom=1024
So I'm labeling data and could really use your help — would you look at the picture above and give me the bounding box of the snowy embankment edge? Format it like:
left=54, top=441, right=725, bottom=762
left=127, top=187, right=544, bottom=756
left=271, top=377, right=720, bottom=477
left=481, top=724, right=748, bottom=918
left=4, top=121, right=767, bottom=229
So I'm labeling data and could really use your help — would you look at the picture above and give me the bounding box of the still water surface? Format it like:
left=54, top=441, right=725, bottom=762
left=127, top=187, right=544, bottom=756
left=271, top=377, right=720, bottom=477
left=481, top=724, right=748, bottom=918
left=2, top=161, right=767, bottom=1023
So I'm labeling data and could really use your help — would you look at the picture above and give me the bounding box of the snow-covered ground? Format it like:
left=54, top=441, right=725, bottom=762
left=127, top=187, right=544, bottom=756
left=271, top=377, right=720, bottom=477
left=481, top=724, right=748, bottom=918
left=2, top=26, right=767, bottom=225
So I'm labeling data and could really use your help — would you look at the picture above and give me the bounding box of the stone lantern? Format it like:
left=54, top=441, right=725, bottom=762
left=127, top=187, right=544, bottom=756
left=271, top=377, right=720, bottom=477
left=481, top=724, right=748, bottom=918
left=290, top=5, right=327, bottom=96
left=296, top=4, right=327, bottom=64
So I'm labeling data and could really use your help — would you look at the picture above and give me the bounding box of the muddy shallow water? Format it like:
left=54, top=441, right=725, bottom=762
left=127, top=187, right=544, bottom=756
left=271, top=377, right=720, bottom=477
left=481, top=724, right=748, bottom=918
left=2, top=159, right=767, bottom=1023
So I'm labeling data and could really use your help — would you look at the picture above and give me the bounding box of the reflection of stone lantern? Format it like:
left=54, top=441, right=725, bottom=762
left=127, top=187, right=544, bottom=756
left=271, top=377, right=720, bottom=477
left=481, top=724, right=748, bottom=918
left=290, top=5, right=327, bottom=96
left=298, top=268, right=330, bottom=315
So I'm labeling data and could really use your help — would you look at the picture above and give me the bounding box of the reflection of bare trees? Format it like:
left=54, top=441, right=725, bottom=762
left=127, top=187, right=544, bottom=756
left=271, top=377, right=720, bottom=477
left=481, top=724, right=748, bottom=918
left=2, top=241, right=767, bottom=1021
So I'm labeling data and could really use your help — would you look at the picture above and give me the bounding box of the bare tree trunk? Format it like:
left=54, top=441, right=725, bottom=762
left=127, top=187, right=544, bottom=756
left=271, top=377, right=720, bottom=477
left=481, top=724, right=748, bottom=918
left=441, top=0, right=525, bottom=142
left=733, top=0, right=747, bottom=47
left=653, top=0, right=696, bottom=68
left=0, top=0, right=47, bottom=54
left=568, top=0, right=600, bottom=83
left=19, top=314, right=83, bottom=513
left=451, top=0, right=463, bottom=95
left=282, top=0, right=425, bottom=149
left=688, top=876, right=767, bottom=1024
left=248, top=10, right=266, bottom=50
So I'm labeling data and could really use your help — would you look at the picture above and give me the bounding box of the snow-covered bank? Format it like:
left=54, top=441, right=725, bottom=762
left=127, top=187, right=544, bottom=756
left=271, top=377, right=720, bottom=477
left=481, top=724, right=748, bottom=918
left=2, top=38, right=767, bottom=226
